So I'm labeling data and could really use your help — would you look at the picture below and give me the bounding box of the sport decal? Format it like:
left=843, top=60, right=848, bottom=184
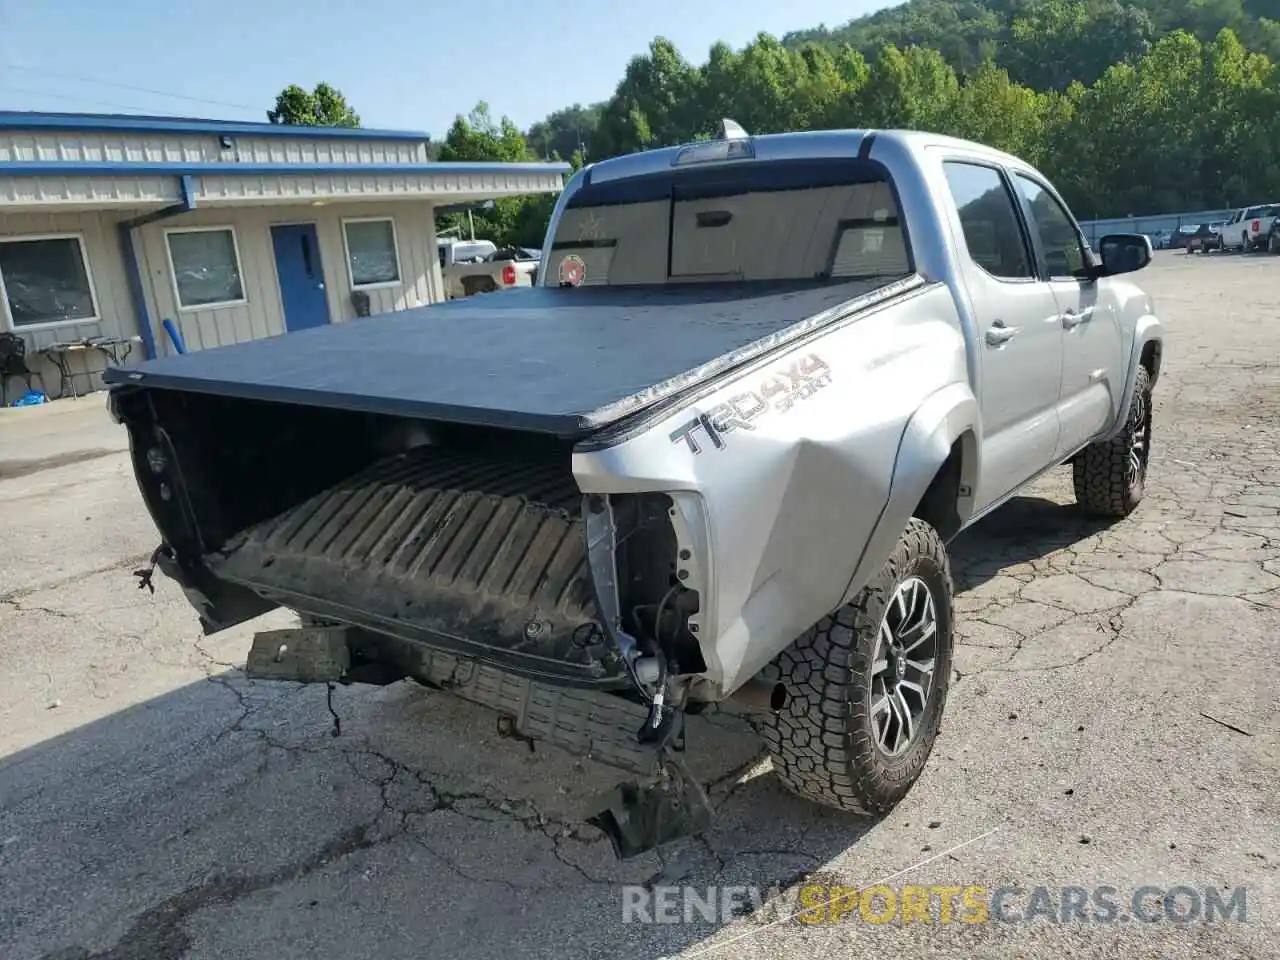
left=669, top=353, right=833, bottom=455
left=558, top=254, right=587, bottom=287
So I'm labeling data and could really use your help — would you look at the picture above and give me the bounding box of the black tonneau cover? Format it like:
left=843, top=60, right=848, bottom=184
left=105, top=277, right=918, bottom=437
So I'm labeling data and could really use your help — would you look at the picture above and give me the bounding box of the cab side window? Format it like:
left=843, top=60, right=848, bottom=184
left=1014, top=175, right=1088, bottom=280
left=942, top=161, right=1033, bottom=280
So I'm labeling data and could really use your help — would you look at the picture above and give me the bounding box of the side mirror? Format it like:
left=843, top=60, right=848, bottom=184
left=1097, top=233, right=1152, bottom=277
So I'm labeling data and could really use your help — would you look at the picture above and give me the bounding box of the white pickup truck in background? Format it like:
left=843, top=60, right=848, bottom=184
left=1219, top=202, right=1280, bottom=251
left=437, top=238, right=539, bottom=299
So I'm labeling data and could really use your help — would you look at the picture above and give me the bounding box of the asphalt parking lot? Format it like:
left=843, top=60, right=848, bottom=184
left=1, top=249, right=1277, bottom=960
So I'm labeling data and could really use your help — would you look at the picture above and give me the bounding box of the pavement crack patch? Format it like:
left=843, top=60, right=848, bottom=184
left=206, top=675, right=257, bottom=743
left=340, top=745, right=616, bottom=885
left=41, top=823, right=389, bottom=960
left=192, top=637, right=241, bottom=674
left=0, top=554, right=154, bottom=605
left=705, top=752, right=769, bottom=802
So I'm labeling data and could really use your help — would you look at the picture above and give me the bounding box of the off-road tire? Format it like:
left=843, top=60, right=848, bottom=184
left=753, top=518, right=954, bottom=815
left=1073, top=365, right=1153, bottom=518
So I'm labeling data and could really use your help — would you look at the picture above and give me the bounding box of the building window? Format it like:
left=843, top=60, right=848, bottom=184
left=166, top=227, right=247, bottom=309
left=342, top=218, right=401, bottom=288
left=0, top=234, right=99, bottom=330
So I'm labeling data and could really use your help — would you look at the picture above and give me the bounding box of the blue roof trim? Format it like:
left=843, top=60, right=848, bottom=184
left=0, top=110, right=428, bottom=142
left=0, top=160, right=572, bottom=177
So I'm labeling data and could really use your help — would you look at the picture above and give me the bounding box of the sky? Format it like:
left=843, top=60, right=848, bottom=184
left=0, top=0, right=884, bottom=137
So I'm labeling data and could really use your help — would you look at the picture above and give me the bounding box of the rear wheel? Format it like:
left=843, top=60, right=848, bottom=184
left=1073, top=365, right=1153, bottom=517
left=754, top=518, right=953, bottom=814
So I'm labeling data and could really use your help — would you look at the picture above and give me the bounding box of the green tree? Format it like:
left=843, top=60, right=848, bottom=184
left=950, top=61, right=1049, bottom=163
left=436, top=102, right=553, bottom=249
left=501, top=3, right=1280, bottom=224
left=438, top=102, right=531, bottom=163
left=527, top=103, right=602, bottom=162
left=590, top=37, right=704, bottom=157
left=857, top=44, right=960, bottom=131
left=1004, top=0, right=1154, bottom=91
left=266, top=82, right=360, bottom=127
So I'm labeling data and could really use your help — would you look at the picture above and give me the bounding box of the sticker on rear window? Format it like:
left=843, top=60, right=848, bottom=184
left=558, top=254, right=586, bottom=287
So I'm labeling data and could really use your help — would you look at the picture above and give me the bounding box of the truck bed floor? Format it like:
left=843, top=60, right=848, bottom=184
left=206, top=445, right=621, bottom=686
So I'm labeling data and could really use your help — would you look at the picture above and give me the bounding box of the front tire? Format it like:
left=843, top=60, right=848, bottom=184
left=755, top=518, right=954, bottom=815
left=1073, top=365, right=1153, bottom=517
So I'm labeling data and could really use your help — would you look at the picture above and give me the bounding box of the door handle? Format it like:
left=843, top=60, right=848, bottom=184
left=985, top=322, right=1020, bottom=346
left=1061, top=309, right=1090, bottom=329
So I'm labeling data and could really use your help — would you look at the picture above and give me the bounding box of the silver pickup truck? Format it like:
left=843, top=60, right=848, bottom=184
left=105, top=123, right=1162, bottom=859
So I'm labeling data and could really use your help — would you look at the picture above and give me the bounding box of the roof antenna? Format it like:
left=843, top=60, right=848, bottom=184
left=717, top=118, right=749, bottom=140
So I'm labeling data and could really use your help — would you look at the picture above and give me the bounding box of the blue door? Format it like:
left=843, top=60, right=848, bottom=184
left=271, top=224, right=329, bottom=332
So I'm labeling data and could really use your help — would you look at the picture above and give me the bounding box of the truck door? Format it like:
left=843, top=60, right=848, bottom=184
left=941, top=161, right=1064, bottom=510
left=1011, top=173, right=1124, bottom=460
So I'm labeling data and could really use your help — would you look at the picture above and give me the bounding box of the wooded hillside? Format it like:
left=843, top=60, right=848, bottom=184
left=442, top=1, right=1280, bottom=245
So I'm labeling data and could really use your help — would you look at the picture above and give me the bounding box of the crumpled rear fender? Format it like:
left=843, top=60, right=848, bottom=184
left=572, top=281, right=972, bottom=698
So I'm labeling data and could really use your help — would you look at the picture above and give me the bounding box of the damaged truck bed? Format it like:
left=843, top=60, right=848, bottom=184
left=105, top=126, right=1164, bottom=861
left=105, top=276, right=905, bottom=857
left=105, top=278, right=894, bottom=677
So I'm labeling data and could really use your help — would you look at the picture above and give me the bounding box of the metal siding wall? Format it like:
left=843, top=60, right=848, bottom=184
left=135, top=207, right=286, bottom=355
left=195, top=170, right=560, bottom=204
left=132, top=200, right=442, bottom=355
left=229, top=138, right=426, bottom=164
left=0, top=209, right=142, bottom=395
left=0, top=174, right=178, bottom=207
left=0, top=131, right=426, bottom=166
left=425, top=207, right=445, bottom=304
left=0, top=131, right=216, bottom=162
left=312, top=201, right=439, bottom=320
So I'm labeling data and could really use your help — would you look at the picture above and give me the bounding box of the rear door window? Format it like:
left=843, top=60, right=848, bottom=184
left=941, top=161, right=1034, bottom=280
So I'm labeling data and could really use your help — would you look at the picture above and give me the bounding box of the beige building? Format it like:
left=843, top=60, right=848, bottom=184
left=0, top=110, right=567, bottom=401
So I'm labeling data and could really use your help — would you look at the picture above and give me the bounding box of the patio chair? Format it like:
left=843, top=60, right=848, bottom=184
left=0, top=332, right=47, bottom=406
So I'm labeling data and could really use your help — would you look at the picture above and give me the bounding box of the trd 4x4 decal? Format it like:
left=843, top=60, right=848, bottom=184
left=669, top=354, right=833, bottom=455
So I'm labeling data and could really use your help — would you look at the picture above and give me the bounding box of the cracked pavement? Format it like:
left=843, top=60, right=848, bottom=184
left=1, top=251, right=1277, bottom=959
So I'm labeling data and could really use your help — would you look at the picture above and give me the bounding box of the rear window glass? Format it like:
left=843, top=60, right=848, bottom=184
left=543, top=158, right=911, bottom=288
